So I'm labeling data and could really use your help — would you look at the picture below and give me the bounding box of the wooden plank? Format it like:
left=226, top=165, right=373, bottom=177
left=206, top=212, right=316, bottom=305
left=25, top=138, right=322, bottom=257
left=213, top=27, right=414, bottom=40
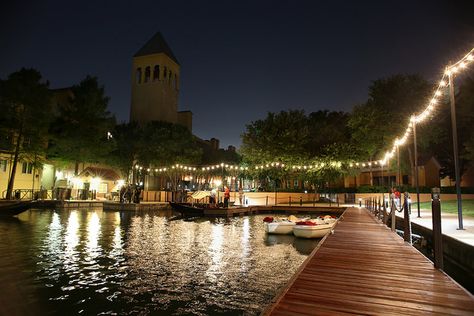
left=264, top=207, right=474, bottom=315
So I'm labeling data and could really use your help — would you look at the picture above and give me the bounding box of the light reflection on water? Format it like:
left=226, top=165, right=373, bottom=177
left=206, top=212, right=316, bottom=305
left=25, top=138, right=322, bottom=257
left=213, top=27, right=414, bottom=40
left=0, top=210, right=321, bottom=315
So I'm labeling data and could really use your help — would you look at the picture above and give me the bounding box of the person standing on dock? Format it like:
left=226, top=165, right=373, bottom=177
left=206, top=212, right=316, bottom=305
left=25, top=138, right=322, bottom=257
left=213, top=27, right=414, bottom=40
left=238, top=186, right=244, bottom=205
left=224, top=186, right=230, bottom=208
left=210, top=188, right=217, bottom=206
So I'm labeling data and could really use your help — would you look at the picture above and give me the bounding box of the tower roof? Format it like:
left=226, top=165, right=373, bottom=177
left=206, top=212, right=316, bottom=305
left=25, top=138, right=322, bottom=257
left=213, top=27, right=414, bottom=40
left=134, top=32, right=180, bottom=65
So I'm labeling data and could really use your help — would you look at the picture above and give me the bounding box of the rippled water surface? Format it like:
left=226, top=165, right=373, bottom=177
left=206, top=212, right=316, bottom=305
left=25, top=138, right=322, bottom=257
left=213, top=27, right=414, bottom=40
left=0, top=209, right=320, bottom=315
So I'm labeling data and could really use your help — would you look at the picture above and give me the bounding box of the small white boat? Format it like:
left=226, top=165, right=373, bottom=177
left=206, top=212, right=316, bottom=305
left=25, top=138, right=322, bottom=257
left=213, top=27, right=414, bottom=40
left=264, top=221, right=296, bottom=234
left=293, top=218, right=336, bottom=238
left=263, top=215, right=306, bottom=235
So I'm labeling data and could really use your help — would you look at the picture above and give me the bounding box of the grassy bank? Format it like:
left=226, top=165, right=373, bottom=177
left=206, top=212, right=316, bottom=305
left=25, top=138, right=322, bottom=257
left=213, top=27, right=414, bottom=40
left=418, top=199, right=474, bottom=217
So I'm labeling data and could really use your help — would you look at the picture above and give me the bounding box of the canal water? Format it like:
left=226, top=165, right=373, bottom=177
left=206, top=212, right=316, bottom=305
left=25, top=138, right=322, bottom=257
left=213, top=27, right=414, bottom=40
left=0, top=210, right=320, bottom=315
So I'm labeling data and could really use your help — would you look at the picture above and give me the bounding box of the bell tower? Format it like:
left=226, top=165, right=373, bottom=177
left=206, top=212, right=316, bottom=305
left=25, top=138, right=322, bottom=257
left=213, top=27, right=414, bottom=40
left=130, top=32, right=180, bottom=125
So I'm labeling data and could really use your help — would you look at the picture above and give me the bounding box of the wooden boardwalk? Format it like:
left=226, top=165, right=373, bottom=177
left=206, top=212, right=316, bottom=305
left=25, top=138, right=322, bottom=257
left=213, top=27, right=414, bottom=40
left=264, top=207, right=474, bottom=315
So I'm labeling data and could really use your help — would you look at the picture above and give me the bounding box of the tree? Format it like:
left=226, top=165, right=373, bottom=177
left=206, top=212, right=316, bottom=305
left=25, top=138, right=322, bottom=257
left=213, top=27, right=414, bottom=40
left=347, top=74, right=439, bottom=185
left=240, top=110, right=309, bottom=165
left=107, top=122, right=142, bottom=181
left=48, top=76, right=115, bottom=174
left=240, top=110, right=356, bottom=190
left=0, top=68, right=52, bottom=199
left=138, top=121, right=202, bottom=167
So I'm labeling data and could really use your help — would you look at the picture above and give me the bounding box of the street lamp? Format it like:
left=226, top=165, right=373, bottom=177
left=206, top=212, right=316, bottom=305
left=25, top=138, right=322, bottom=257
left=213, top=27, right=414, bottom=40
left=448, top=68, right=464, bottom=230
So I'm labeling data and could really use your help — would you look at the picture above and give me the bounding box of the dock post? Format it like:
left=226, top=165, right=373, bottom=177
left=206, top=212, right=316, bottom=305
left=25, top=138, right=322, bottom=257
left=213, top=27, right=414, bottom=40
left=266, top=196, right=268, bottom=206
left=289, top=196, right=291, bottom=206
left=431, top=187, right=444, bottom=270
left=403, top=192, right=412, bottom=244
left=300, top=196, right=302, bottom=206
left=382, top=194, right=387, bottom=224
left=337, top=194, right=339, bottom=207
left=391, top=198, right=396, bottom=232
left=377, top=197, right=382, bottom=220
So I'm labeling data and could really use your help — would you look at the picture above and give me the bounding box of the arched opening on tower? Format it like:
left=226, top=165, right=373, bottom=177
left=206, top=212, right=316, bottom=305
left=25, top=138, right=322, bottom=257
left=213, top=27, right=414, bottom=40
left=136, top=67, right=142, bottom=84
left=153, top=65, right=160, bottom=81
left=144, top=66, right=151, bottom=83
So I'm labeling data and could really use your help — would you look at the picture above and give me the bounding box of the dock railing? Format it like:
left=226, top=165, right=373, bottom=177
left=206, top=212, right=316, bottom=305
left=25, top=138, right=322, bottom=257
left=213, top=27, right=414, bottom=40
left=365, top=188, right=445, bottom=270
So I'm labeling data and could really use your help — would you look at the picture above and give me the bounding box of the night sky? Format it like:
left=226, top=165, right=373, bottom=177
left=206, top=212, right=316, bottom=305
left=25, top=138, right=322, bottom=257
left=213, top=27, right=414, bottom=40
left=1, top=1, right=473, bottom=148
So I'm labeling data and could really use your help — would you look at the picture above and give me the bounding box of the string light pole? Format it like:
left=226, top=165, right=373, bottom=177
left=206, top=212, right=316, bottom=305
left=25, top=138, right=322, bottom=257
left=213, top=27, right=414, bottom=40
left=396, top=142, right=401, bottom=187
left=412, top=118, right=421, bottom=218
left=447, top=67, right=464, bottom=230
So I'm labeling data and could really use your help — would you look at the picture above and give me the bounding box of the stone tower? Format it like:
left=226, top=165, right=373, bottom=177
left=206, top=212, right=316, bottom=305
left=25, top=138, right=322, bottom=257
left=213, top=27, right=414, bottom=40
left=130, top=32, right=182, bottom=126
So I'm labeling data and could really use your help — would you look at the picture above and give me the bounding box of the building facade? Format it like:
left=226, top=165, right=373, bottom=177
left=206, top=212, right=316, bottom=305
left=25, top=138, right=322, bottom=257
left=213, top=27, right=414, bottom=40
left=130, top=32, right=192, bottom=131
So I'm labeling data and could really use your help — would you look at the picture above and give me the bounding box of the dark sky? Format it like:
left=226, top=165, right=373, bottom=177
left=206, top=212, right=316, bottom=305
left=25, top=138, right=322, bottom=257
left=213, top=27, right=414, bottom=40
left=1, top=1, right=473, bottom=148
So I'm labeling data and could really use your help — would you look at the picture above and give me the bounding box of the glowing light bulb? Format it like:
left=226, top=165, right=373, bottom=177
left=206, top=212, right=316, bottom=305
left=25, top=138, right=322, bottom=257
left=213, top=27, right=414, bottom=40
left=440, top=80, right=447, bottom=87
left=445, top=69, right=451, bottom=76
left=460, top=62, right=466, bottom=68
left=467, top=55, right=473, bottom=61
left=452, top=66, right=458, bottom=73
left=435, top=91, right=442, bottom=96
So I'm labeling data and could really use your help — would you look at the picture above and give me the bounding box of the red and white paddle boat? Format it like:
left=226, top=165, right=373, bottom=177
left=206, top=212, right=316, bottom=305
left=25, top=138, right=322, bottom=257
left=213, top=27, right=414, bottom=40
left=263, top=215, right=305, bottom=235
left=292, top=215, right=337, bottom=238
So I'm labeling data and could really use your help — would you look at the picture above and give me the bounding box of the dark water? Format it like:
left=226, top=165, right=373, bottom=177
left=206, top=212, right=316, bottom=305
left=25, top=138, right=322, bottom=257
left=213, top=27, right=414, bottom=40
left=0, top=210, right=320, bottom=315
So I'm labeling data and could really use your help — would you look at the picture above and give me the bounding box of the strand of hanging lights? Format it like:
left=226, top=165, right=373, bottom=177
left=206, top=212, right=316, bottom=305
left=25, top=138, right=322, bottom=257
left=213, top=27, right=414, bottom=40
left=379, top=47, right=474, bottom=166
left=133, top=48, right=474, bottom=174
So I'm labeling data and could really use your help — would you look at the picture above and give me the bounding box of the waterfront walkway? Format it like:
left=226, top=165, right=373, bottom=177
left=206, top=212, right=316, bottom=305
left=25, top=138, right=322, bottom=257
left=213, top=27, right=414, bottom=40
left=400, top=208, right=474, bottom=246
left=264, top=207, right=474, bottom=315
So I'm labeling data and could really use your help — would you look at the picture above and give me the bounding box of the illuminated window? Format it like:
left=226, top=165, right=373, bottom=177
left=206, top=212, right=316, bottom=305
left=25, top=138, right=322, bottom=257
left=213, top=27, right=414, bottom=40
left=0, top=160, right=7, bottom=172
left=136, top=67, right=142, bottom=84
left=153, top=65, right=160, bottom=81
left=22, top=162, right=33, bottom=174
left=293, top=180, right=299, bottom=189
left=144, top=66, right=151, bottom=83
left=98, top=183, right=108, bottom=194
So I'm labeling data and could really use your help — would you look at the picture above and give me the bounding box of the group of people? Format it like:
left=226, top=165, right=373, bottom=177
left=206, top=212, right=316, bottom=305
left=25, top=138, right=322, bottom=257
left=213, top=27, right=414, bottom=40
left=208, top=186, right=244, bottom=208
left=391, top=187, right=401, bottom=207
left=119, top=184, right=142, bottom=204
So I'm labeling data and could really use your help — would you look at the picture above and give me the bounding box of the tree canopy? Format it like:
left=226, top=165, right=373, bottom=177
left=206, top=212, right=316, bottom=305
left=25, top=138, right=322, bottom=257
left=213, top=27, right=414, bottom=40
left=48, top=76, right=115, bottom=174
left=0, top=68, right=52, bottom=199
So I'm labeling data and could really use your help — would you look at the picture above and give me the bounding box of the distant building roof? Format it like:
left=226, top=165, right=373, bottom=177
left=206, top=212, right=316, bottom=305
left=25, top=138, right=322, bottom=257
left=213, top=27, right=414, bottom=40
left=79, top=167, right=121, bottom=181
left=134, top=32, right=180, bottom=65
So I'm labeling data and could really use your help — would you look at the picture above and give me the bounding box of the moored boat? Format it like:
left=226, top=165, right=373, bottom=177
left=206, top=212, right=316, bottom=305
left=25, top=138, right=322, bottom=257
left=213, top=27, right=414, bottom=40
left=263, top=215, right=305, bottom=235
left=292, top=216, right=337, bottom=238
left=264, top=221, right=296, bottom=234
left=169, top=202, right=205, bottom=217
left=0, top=201, right=34, bottom=216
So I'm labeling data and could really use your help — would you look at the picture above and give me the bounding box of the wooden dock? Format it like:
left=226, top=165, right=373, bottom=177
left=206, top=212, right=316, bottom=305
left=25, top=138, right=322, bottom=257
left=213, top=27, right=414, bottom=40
left=264, top=207, right=474, bottom=315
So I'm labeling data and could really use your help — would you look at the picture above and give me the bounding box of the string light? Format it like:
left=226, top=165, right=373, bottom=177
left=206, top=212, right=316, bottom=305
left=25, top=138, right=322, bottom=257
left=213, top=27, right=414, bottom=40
left=380, top=47, right=474, bottom=167
left=133, top=48, right=474, bottom=177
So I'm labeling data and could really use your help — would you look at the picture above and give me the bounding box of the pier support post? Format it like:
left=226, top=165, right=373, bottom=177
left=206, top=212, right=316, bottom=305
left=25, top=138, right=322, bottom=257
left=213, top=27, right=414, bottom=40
left=391, top=198, right=396, bottom=232
left=403, top=192, right=412, bottom=244
left=382, top=194, right=387, bottom=224
left=431, top=187, right=444, bottom=270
